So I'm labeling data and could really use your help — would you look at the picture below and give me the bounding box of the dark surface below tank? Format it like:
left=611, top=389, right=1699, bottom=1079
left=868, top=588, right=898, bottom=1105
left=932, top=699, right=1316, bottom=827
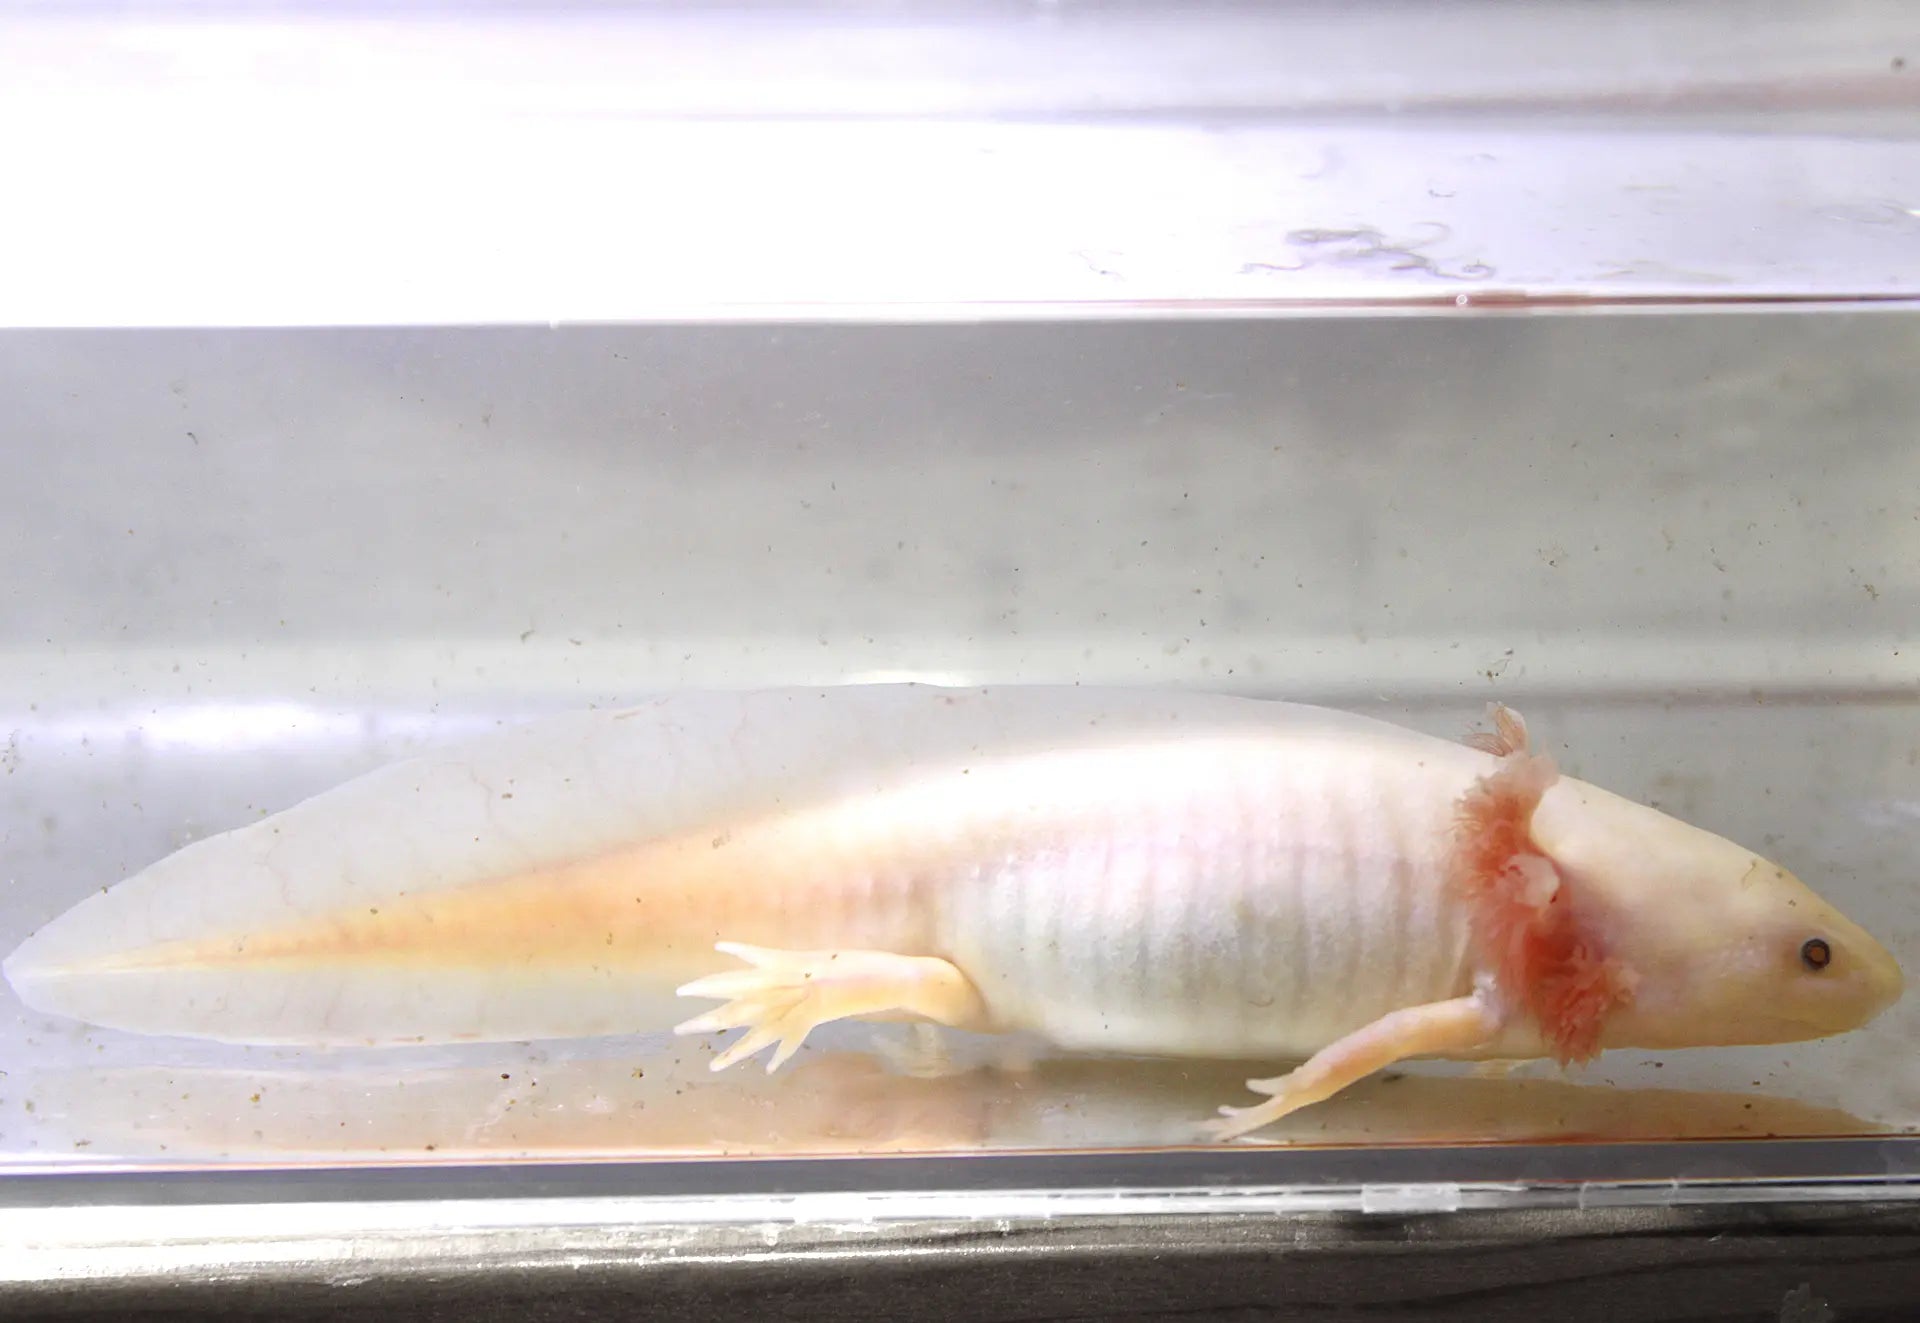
left=3, top=1200, right=1917, bottom=1322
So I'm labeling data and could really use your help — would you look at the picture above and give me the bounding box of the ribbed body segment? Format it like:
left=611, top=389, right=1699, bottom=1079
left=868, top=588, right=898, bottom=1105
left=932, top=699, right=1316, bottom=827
left=930, top=737, right=1479, bottom=1059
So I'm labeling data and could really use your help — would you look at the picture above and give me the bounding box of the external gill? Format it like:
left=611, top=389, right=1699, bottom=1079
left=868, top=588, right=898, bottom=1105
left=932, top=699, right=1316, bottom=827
left=1450, top=704, right=1636, bottom=1065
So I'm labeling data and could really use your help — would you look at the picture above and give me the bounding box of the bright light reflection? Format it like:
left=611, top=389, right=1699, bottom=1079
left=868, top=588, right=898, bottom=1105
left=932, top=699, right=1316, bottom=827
left=13, top=703, right=502, bottom=752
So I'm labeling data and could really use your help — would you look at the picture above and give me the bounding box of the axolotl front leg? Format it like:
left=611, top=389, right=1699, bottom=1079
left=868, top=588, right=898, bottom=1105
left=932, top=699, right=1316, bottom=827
left=1203, top=994, right=1503, bottom=1141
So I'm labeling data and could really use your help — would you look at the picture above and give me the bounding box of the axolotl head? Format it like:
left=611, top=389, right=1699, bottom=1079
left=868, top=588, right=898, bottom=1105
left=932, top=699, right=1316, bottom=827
left=1530, top=779, right=1904, bottom=1052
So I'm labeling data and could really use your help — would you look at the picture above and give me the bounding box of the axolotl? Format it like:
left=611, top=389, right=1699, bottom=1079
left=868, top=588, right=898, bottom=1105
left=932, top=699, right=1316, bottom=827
left=3, top=686, right=1902, bottom=1140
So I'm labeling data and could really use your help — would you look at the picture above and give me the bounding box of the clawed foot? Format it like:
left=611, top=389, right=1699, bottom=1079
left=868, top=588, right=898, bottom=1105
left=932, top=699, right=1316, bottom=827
left=1196, top=1072, right=1299, bottom=1142
left=674, top=941, right=986, bottom=1074
left=673, top=942, right=878, bottom=1071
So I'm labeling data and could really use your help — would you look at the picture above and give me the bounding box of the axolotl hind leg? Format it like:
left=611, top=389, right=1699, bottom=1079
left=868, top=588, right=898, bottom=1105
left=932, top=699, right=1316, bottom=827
left=674, top=942, right=990, bottom=1072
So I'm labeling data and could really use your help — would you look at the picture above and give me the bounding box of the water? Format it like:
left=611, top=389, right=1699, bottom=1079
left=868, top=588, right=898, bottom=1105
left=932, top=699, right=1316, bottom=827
left=1, top=312, right=1915, bottom=1167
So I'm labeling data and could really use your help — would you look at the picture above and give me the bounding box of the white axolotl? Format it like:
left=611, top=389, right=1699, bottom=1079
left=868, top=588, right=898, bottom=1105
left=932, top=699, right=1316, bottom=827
left=4, top=685, right=1902, bottom=1140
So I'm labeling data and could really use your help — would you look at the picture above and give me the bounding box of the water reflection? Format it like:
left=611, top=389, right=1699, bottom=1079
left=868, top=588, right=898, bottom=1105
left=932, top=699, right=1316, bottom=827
left=9, top=1046, right=1882, bottom=1164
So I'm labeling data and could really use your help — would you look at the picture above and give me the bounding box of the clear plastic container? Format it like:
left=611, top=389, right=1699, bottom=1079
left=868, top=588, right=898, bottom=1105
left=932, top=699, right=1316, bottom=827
left=2, top=1, right=1918, bottom=1307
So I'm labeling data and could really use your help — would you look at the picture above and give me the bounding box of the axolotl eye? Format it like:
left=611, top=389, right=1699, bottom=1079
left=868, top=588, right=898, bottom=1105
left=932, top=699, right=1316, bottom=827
left=1800, top=937, right=1833, bottom=972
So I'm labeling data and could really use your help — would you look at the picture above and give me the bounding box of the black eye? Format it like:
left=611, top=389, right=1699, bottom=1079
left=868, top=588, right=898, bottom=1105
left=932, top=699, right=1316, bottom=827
left=1800, top=938, right=1832, bottom=971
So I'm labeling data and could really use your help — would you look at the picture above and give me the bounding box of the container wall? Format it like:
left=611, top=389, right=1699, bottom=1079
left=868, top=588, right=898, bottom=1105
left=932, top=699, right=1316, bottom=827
left=2, top=310, right=1915, bottom=1165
